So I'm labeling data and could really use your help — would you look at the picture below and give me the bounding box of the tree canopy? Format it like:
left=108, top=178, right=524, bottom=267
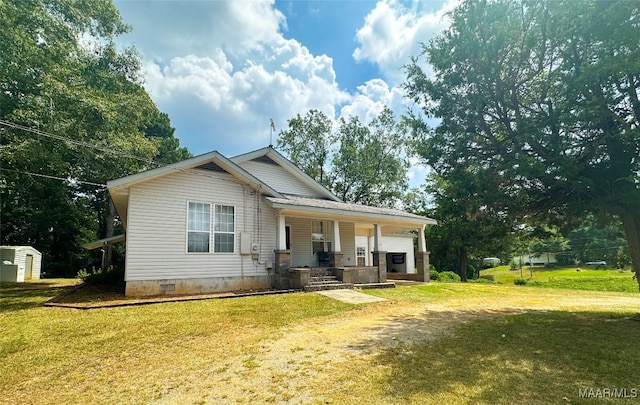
left=1, top=0, right=190, bottom=276
left=277, top=107, right=410, bottom=208
left=405, top=0, right=640, bottom=287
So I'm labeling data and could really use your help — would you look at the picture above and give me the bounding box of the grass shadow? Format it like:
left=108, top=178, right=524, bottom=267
left=343, top=309, right=640, bottom=404
left=0, top=285, right=80, bottom=312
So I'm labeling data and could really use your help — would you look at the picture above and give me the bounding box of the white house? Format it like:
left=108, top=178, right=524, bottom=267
left=107, top=147, right=436, bottom=296
left=0, top=246, right=42, bottom=282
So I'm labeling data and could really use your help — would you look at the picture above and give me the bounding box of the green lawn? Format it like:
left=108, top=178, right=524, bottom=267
left=1, top=280, right=639, bottom=404
left=480, top=265, right=638, bottom=292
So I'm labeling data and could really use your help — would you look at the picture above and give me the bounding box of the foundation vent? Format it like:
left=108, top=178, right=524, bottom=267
left=159, top=283, right=175, bottom=292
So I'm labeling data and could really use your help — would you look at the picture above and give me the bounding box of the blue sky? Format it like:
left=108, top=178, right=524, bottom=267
left=113, top=0, right=456, bottom=186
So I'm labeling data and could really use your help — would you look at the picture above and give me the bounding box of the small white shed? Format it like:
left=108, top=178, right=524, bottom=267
left=0, top=246, right=42, bottom=282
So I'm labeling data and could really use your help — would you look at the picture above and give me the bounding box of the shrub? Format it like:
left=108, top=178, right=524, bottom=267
left=438, top=271, right=461, bottom=283
left=514, top=278, right=528, bottom=286
left=430, top=269, right=439, bottom=281
left=77, top=266, right=125, bottom=287
left=468, top=263, right=479, bottom=280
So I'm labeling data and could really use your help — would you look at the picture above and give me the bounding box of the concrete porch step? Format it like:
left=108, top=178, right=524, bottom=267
left=304, top=283, right=354, bottom=292
left=309, top=276, right=338, bottom=283
left=354, top=282, right=396, bottom=289
left=307, top=280, right=342, bottom=286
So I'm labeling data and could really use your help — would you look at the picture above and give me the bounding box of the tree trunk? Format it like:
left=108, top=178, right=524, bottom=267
left=459, top=248, right=468, bottom=282
left=618, top=210, right=640, bottom=292
left=103, top=197, right=115, bottom=270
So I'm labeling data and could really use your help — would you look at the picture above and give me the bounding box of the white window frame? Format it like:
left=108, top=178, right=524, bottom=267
left=356, top=247, right=367, bottom=266
left=311, top=220, right=332, bottom=253
left=186, top=201, right=211, bottom=253
left=213, top=204, right=235, bottom=254
left=186, top=201, right=236, bottom=254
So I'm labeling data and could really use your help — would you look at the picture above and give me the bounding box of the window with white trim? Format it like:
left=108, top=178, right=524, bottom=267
left=214, top=204, right=235, bottom=253
left=356, top=247, right=366, bottom=266
left=311, top=220, right=332, bottom=254
left=187, top=202, right=211, bottom=252
left=187, top=202, right=235, bottom=253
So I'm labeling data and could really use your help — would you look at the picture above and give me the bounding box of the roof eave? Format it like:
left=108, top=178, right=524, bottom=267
left=267, top=200, right=437, bottom=226
left=106, top=151, right=283, bottom=198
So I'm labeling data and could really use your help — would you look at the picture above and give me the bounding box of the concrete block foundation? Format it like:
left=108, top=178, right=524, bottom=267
left=125, top=276, right=271, bottom=297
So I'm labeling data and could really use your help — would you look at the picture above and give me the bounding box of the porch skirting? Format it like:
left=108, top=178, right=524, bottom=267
left=125, top=276, right=271, bottom=297
left=287, top=266, right=381, bottom=289
left=334, top=267, right=380, bottom=284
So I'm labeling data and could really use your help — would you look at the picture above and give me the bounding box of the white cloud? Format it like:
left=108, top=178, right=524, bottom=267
left=116, top=0, right=285, bottom=60
left=115, top=0, right=454, bottom=168
left=353, top=0, right=458, bottom=84
left=141, top=38, right=350, bottom=154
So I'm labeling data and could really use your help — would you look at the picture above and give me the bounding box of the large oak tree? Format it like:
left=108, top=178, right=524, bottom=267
left=1, top=0, right=190, bottom=275
left=405, top=0, right=640, bottom=288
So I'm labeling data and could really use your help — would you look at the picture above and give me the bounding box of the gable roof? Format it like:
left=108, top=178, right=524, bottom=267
left=107, top=151, right=282, bottom=197
left=231, top=146, right=341, bottom=202
left=106, top=146, right=436, bottom=231
left=107, top=151, right=283, bottom=228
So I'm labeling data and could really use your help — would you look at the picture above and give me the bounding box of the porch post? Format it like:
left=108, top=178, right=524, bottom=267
left=372, top=224, right=387, bottom=282
left=373, top=223, right=382, bottom=251
left=418, top=224, right=427, bottom=253
left=274, top=250, right=291, bottom=289
left=332, top=220, right=341, bottom=252
left=274, top=215, right=291, bottom=289
left=416, top=225, right=430, bottom=282
left=330, top=220, right=343, bottom=267
left=276, top=215, right=287, bottom=251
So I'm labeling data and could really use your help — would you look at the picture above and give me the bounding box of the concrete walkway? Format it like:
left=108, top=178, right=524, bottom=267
left=316, top=289, right=387, bottom=304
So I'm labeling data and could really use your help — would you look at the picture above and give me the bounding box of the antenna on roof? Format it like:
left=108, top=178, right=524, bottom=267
left=269, top=118, right=275, bottom=148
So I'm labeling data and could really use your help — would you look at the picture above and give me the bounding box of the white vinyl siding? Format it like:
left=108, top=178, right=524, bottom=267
left=339, top=222, right=356, bottom=266
left=286, top=217, right=313, bottom=267
left=125, top=170, right=276, bottom=282
left=382, top=235, right=415, bottom=273
left=285, top=219, right=356, bottom=267
left=238, top=160, right=324, bottom=197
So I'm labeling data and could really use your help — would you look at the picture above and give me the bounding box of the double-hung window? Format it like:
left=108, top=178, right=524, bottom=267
left=214, top=204, right=235, bottom=253
left=187, top=202, right=211, bottom=253
left=187, top=202, right=235, bottom=253
left=311, top=220, right=332, bottom=254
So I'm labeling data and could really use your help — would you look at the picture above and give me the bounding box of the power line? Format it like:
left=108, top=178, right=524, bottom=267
left=1, top=119, right=255, bottom=188
left=0, top=119, right=157, bottom=165
left=0, top=168, right=105, bottom=187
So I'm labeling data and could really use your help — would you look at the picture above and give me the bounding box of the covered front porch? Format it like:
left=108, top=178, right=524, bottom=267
left=269, top=201, right=434, bottom=291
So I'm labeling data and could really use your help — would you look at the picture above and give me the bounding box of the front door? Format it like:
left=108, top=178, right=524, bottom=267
left=357, top=247, right=366, bottom=266
left=25, top=254, right=33, bottom=280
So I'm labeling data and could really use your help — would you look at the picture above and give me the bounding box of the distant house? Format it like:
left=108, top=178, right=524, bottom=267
left=107, top=147, right=436, bottom=296
left=0, top=246, right=42, bottom=282
left=512, top=253, right=558, bottom=266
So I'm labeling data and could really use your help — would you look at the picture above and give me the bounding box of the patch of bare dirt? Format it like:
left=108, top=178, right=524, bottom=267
left=153, top=289, right=640, bottom=404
